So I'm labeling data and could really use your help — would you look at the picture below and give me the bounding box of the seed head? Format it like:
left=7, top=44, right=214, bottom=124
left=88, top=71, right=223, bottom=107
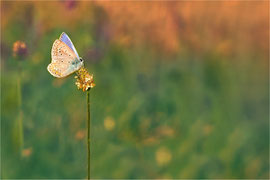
left=75, top=67, right=95, bottom=91
left=13, top=41, right=28, bottom=59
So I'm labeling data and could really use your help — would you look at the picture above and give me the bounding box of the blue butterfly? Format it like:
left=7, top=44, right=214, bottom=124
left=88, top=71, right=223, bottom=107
left=47, top=32, right=84, bottom=78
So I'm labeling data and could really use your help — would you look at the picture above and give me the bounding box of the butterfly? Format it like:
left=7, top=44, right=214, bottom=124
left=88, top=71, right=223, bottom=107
left=47, top=32, right=84, bottom=78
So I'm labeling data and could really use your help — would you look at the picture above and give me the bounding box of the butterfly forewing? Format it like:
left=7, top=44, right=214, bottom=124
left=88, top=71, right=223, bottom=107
left=48, top=40, right=80, bottom=78
left=51, top=39, right=77, bottom=63
left=59, top=32, right=80, bottom=59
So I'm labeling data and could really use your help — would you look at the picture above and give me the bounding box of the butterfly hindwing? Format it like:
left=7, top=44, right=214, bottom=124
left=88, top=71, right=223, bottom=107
left=47, top=62, right=69, bottom=78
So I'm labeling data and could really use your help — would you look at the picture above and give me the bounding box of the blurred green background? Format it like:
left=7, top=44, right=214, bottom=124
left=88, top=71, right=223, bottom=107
left=1, top=1, right=269, bottom=179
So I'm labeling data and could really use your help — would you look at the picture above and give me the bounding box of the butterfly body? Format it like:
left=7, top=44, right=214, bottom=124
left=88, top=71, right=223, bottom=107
left=47, top=33, right=83, bottom=78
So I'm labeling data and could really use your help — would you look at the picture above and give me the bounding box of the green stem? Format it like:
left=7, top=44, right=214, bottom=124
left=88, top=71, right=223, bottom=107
left=17, top=74, right=24, bottom=152
left=87, top=90, right=91, bottom=179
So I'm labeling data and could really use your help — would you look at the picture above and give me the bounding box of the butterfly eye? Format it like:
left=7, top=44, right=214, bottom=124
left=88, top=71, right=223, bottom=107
left=80, top=58, right=83, bottom=62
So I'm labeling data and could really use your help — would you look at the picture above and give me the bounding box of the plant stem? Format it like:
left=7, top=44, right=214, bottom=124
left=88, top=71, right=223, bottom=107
left=17, top=72, right=24, bottom=153
left=87, top=90, right=91, bottom=179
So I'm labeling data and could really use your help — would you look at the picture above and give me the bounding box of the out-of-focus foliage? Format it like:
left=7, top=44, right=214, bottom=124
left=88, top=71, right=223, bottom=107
left=1, top=1, right=269, bottom=179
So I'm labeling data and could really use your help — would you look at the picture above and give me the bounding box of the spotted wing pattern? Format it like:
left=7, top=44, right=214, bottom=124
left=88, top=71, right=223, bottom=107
left=59, top=32, right=80, bottom=59
left=47, top=62, right=70, bottom=78
left=47, top=40, right=78, bottom=78
left=51, top=39, right=78, bottom=62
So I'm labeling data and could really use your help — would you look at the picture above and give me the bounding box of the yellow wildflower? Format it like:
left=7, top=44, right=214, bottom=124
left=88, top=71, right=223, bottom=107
left=75, top=67, right=95, bottom=91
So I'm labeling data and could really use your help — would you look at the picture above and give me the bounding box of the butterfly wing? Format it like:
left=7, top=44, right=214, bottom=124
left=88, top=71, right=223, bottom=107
left=51, top=39, right=78, bottom=62
left=59, top=32, right=80, bottom=59
left=47, top=62, right=70, bottom=78
left=48, top=39, right=83, bottom=78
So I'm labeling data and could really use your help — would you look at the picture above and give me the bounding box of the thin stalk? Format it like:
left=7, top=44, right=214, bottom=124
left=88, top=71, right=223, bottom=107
left=17, top=72, right=24, bottom=153
left=87, top=90, right=91, bottom=179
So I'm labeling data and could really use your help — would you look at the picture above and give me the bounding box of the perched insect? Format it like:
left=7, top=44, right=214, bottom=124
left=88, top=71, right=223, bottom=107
left=47, top=32, right=84, bottom=78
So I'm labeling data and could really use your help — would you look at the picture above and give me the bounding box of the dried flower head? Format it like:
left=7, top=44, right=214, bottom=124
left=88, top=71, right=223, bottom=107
left=13, top=41, right=28, bottom=58
left=75, top=67, right=95, bottom=91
